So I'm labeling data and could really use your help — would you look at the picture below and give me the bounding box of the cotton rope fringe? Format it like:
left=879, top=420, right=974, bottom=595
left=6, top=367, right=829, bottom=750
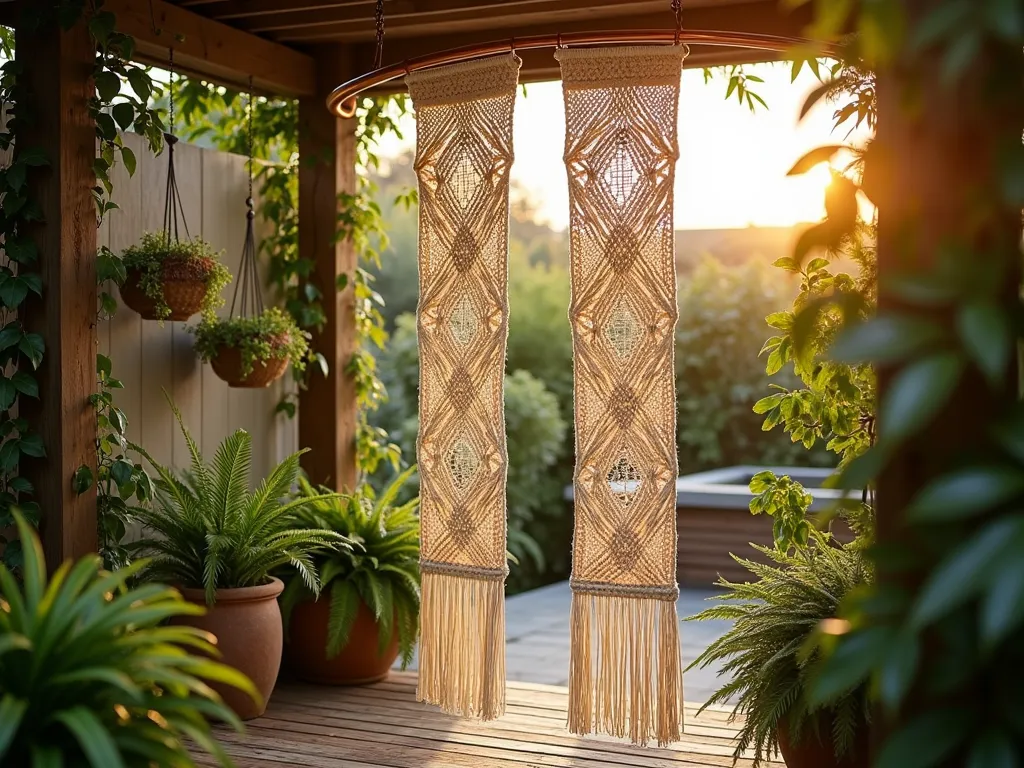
left=557, top=45, right=687, bottom=747
left=407, top=53, right=521, bottom=721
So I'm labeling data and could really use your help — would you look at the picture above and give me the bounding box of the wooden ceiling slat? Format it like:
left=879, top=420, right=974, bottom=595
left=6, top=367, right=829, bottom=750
left=107, top=0, right=316, bottom=96
left=200, top=0, right=375, bottom=20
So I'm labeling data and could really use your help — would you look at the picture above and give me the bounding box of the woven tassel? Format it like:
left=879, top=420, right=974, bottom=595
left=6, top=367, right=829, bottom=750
left=417, top=570, right=505, bottom=720
left=568, top=591, right=683, bottom=747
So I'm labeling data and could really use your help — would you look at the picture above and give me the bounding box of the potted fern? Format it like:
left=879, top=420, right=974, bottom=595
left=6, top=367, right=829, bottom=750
left=279, top=467, right=420, bottom=685
left=191, top=307, right=310, bottom=388
left=687, top=529, right=872, bottom=768
left=0, top=510, right=256, bottom=766
left=120, top=232, right=230, bottom=321
left=133, top=398, right=349, bottom=719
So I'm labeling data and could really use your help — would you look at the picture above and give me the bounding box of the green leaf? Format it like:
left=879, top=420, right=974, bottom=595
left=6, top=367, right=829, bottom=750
left=0, top=694, right=27, bottom=758
left=111, top=102, right=135, bottom=132
left=809, top=625, right=892, bottom=704
left=878, top=631, right=918, bottom=712
left=97, top=353, right=112, bottom=377
left=11, top=371, right=38, bottom=398
left=830, top=314, right=943, bottom=364
left=120, top=145, right=137, bottom=177
left=0, top=276, right=29, bottom=308
left=95, top=71, right=121, bottom=102
left=0, top=325, right=20, bottom=352
left=879, top=352, right=963, bottom=441
left=912, top=516, right=1024, bottom=628
left=126, top=68, right=152, bottom=101
left=72, top=464, right=95, bottom=494
left=17, top=147, right=49, bottom=167
left=0, top=378, right=15, bottom=410
left=967, top=729, right=1018, bottom=768
left=19, top=333, right=45, bottom=369
left=20, top=273, right=41, bottom=297
left=787, top=144, right=845, bottom=176
left=908, top=467, right=1024, bottom=522
left=877, top=710, right=969, bottom=768
left=56, top=707, right=125, bottom=768
left=19, top=432, right=45, bottom=458
left=980, top=557, right=1024, bottom=647
left=110, top=459, right=133, bottom=485
left=957, top=301, right=1010, bottom=385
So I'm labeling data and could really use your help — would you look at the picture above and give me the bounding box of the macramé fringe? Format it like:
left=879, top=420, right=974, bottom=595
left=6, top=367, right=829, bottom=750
left=417, top=570, right=506, bottom=720
left=567, top=591, right=684, bottom=747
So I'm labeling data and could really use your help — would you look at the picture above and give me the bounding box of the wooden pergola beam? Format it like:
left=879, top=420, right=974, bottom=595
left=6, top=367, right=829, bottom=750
left=105, top=0, right=317, bottom=97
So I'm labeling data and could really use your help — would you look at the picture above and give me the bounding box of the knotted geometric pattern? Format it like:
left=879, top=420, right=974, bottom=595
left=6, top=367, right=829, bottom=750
left=558, top=45, right=686, bottom=748
left=408, top=54, right=521, bottom=722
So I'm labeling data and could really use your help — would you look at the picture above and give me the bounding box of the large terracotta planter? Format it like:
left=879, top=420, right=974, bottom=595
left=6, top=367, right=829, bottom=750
left=209, top=334, right=290, bottom=388
left=173, top=578, right=284, bottom=719
left=120, top=258, right=213, bottom=321
left=284, top=595, right=399, bottom=685
left=777, top=715, right=869, bottom=768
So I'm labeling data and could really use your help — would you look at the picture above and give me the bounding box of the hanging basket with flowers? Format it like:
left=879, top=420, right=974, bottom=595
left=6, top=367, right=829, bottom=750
left=191, top=78, right=310, bottom=389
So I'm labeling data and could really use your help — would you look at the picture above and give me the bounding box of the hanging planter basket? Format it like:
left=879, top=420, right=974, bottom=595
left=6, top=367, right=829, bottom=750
left=120, top=254, right=221, bottom=321
left=193, top=308, right=310, bottom=389
left=210, top=333, right=291, bottom=389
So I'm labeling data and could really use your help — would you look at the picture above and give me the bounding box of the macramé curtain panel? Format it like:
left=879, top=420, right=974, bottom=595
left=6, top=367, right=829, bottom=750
left=408, top=53, right=522, bottom=721
left=557, top=44, right=687, bottom=747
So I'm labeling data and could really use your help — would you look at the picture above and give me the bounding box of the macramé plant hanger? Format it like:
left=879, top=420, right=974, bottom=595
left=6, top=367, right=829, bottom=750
left=204, top=78, right=292, bottom=389
left=119, top=48, right=221, bottom=322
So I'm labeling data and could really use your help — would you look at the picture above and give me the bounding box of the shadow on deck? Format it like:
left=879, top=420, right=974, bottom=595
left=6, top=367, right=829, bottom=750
left=201, top=671, right=783, bottom=767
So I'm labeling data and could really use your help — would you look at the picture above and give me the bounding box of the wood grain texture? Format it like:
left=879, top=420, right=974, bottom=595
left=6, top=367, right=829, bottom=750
left=17, top=19, right=98, bottom=569
left=297, top=46, right=358, bottom=490
left=105, top=0, right=316, bottom=96
left=195, top=672, right=784, bottom=768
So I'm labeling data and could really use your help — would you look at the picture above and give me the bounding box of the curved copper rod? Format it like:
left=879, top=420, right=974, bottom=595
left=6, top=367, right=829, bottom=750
left=327, top=29, right=819, bottom=118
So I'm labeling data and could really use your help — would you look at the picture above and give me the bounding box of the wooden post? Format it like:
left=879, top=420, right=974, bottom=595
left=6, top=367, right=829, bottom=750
left=297, top=47, right=358, bottom=490
left=16, top=18, right=98, bottom=567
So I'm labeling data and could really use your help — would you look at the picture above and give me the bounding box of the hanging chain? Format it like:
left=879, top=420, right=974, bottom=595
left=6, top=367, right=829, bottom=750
left=247, top=75, right=254, bottom=204
left=168, top=47, right=175, bottom=134
left=671, top=0, right=682, bottom=45
left=373, top=0, right=385, bottom=70
left=230, top=73, right=264, bottom=320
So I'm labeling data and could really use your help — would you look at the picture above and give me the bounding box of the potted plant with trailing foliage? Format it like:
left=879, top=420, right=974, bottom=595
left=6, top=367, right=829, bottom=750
left=279, top=467, right=420, bottom=684
left=119, top=231, right=230, bottom=322
left=191, top=307, right=310, bottom=388
left=132, top=399, right=348, bottom=718
left=0, top=510, right=256, bottom=767
left=688, top=517, right=872, bottom=768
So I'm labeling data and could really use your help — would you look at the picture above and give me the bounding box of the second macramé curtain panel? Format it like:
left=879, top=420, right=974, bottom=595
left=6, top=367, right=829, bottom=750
left=557, top=45, right=686, bottom=747
left=407, top=54, right=521, bottom=721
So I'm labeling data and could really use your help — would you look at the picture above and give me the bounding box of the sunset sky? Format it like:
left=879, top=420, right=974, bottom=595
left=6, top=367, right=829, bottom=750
left=375, top=61, right=869, bottom=232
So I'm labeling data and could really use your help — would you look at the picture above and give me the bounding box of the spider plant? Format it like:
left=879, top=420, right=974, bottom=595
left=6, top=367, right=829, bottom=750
left=133, top=398, right=350, bottom=604
left=279, top=466, right=421, bottom=665
left=0, top=510, right=257, bottom=768
left=687, top=533, right=872, bottom=767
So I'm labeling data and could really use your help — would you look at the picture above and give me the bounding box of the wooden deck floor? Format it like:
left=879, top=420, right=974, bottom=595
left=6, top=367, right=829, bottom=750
left=202, top=671, right=782, bottom=767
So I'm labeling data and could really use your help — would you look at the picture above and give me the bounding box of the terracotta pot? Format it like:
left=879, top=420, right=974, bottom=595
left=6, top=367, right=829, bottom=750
left=173, top=578, right=284, bottom=720
left=777, top=714, right=870, bottom=768
left=209, top=335, right=289, bottom=388
left=120, top=258, right=212, bottom=321
left=284, top=595, right=400, bottom=685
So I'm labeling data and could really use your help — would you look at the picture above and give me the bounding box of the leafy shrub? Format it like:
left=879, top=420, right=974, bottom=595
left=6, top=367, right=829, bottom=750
left=133, top=398, right=348, bottom=604
left=121, top=231, right=231, bottom=321
left=0, top=510, right=255, bottom=767
left=280, top=467, right=421, bottom=666
left=675, top=256, right=828, bottom=472
left=687, top=533, right=872, bottom=767
left=190, top=306, right=311, bottom=378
